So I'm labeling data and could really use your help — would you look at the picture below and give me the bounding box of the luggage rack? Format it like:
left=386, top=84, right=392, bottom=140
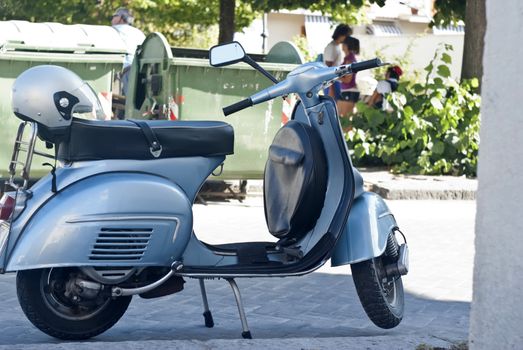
left=7, top=122, right=53, bottom=191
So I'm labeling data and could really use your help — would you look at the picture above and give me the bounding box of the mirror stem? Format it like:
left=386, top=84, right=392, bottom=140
left=243, top=55, right=279, bottom=84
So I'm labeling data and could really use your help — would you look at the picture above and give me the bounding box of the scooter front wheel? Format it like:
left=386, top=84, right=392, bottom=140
left=351, top=255, right=404, bottom=329
left=16, top=268, right=132, bottom=340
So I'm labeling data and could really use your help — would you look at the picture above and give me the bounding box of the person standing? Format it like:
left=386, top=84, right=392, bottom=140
left=337, top=36, right=360, bottom=118
left=111, top=7, right=146, bottom=96
left=323, top=24, right=352, bottom=100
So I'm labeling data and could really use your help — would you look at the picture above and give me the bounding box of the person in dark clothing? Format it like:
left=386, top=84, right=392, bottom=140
left=337, top=36, right=360, bottom=117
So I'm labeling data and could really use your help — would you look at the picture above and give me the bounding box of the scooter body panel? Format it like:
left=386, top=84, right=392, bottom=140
left=331, top=192, right=397, bottom=266
left=292, top=98, right=355, bottom=254
left=6, top=172, right=193, bottom=271
left=3, top=155, right=223, bottom=272
left=180, top=98, right=355, bottom=273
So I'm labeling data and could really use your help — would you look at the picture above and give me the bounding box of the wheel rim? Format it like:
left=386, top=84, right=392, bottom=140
left=40, top=268, right=112, bottom=321
left=374, top=258, right=400, bottom=308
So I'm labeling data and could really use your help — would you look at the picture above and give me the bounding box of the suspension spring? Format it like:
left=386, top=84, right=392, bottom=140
left=385, top=231, right=400, bottom=260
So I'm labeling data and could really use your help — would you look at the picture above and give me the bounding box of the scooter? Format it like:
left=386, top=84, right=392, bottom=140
left=0, top=41, right=408, bottom=340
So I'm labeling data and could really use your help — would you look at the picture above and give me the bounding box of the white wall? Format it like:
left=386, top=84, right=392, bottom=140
left=397, top=21, right=431, bottom=35
left=356, top=34, right=464, bottom=79
left=234, top=18, right=265, bottom=54
left=266, top=13, right=304, bottom=50
left=236, top=12, right=464, bottom=79
left=469, top=0, right=523, bottom=349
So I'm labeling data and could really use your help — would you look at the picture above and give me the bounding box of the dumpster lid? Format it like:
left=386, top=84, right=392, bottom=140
left=0, top=20, right=127, bottom=54
left=135, top=32, right=303, bottom=66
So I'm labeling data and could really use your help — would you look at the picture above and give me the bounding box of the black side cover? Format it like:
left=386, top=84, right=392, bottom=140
left=263, top=120, right=327, bottom=241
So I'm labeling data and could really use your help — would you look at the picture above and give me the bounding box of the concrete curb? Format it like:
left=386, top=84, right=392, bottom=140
left=0, top=335, right=463, bottom=350
left=242, top=170, right=477, bottom=200
left=362, top=171, right=477, bottom=200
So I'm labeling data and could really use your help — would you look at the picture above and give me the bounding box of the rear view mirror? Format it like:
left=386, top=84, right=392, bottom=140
left=209, top=41, right=246, bottom=67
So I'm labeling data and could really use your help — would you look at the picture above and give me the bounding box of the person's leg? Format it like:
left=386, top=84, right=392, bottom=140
left=337, top=99, right=353, bottom=133
left=345, top=91, right=360, bottom=115
left=338, top=91, right=360, bottom=133
left=121, top=70, right=129, bottom=96
left=333, top=81, right=342, bottom=100
left=337, top=100, right=349, bottom=116
left=324, top=81, right=342, bottom=100
left=345, top=101, right=356, bottom=115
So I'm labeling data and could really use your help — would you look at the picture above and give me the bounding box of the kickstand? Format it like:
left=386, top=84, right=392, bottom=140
left=226, top=278, right=252, bottom=339
left=199, top=279, right=214, bottom=328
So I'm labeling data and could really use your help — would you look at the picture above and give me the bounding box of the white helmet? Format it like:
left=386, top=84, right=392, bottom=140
left=11, top=65, right=104, bottom=142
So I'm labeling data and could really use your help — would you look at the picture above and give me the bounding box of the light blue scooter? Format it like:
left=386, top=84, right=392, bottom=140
left=0, top=42, right=408, bottom=340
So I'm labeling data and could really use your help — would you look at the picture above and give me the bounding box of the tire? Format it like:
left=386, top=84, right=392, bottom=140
left=351, top=255, right=404, bottom=329
left=16, top=268, right=132, bottom=340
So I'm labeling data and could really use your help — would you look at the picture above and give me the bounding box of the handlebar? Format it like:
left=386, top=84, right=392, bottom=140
left=222, top=58, right=385, bottom=116
left=223, top=97, right=253, bottom=116
left=350, top=58, right=383, bottom=73
left=335, top=58, right=383, bottom=76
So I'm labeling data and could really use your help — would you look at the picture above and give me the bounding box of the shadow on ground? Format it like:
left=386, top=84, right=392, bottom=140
left=0, top=271, right=469, bottom=346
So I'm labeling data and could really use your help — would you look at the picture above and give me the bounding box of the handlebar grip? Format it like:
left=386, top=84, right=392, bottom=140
left=223, top=98, right=254, bottom=116
left=350, top=58, right=383, bottom=73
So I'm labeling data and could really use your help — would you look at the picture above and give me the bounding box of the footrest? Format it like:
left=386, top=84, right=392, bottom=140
left=242, top=331, right=252, bottom=339
left=203, top=310, right=214, bottom=328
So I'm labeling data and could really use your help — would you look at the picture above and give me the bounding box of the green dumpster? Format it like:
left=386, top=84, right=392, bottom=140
left=126, top=33, right=303, bottom=179
left=0, top=20, right=126, bottom=179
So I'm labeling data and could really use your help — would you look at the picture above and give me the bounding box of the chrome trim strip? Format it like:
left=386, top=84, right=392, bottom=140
left=378, top=211, right=393, bottom=219
left=66, top=215, right=179, bottom=223
left=207, top=249, right=237, bottom=256
left=22, top=122, right=38, bottom=188
left=65, top=215, right=181, bottom=243
left=112, top=269, right=175, bottom=297
left=178, top=258, right=328, bottom=279
left=8, top=122, right=38, bottom=190
left=33, top=150, right=55, bottom=159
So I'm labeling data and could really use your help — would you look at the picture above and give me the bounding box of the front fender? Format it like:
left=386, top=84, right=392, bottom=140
left=331, top=192, right=397, bottom=266
left=6, top=172, right=193, bottom=272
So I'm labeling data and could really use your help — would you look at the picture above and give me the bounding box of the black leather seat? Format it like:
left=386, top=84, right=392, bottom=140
left=57, top=119, right=234, bottom=162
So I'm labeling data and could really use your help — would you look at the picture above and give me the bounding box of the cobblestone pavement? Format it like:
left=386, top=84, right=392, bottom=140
left=0, top=198, right=475, bottom=349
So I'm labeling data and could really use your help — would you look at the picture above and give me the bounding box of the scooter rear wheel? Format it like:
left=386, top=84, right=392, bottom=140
left=16, top=268, right=132, bottom=340
left=351, top=255, right=404, bottom=329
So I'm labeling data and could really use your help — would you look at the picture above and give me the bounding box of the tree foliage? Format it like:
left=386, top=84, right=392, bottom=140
left=431, top=0, right=485, bottom=84
left=0, top=0, right=256, bottom=47
left=2, top=0, right=478, bottom=77
left=252, top=0, right=375, bottom=25
left=0, top=0, right=374, bottom=46
left=346, top=44, right=481, bottom=176
left=432, top=0, right=466, bottom=26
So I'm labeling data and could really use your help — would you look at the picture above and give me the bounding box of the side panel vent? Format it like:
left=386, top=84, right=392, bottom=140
left=89, top=227, right=152, bottom=261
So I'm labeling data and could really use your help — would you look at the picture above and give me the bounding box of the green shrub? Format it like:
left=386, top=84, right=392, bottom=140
left=346, top=44, right=481, bottom=177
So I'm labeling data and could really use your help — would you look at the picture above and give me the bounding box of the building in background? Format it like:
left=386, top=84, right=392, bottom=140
left=234, top=0, right=464, bottom=80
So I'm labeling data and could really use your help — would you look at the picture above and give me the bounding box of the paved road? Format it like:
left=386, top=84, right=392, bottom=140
left=0, top=198, right=475, bottom=349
